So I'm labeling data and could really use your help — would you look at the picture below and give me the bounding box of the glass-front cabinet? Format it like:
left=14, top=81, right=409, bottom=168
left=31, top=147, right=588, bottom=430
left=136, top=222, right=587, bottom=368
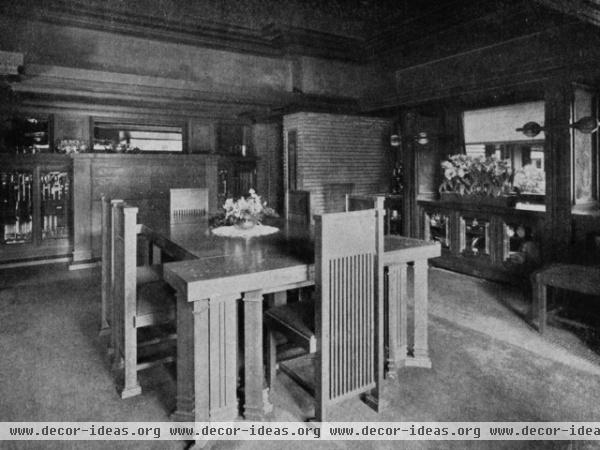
left=0, top=155, right=72, bottom=263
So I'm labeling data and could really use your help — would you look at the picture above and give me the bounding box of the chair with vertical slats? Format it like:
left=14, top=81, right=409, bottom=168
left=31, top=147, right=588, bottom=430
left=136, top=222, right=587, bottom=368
left=111, top=202, right=176, bottom=399
left=265, top=207, right=385, bottom=421
left=346, top=194, right=385, bottom=214
left=286, top=190, right=311, bottom=225
left=100, top=195, right=162, bottom=338
left=170, top=188, right=209, bottom=224
left=323, top=183, right=354, bottom=213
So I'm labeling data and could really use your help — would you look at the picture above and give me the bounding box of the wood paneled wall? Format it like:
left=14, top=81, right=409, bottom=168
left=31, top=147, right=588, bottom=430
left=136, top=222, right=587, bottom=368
left=283, top=112, right=392, bottom=216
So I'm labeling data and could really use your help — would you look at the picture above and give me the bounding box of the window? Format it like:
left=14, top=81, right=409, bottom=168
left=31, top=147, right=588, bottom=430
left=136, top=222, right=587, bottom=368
left=572, top=86, right=599, bottom=209
left=93, top=122, right=183, bottom=153
left=463, top=102, right=545, bottom=202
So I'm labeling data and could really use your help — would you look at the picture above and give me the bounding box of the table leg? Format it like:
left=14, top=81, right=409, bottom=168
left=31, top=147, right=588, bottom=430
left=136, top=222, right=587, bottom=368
left=207, top=294, right=239, bottom=421
left=533, top=278, right=547, bottom=334
left=386, top=263, right=407, bottom=375
left=409, top=260, right=431, bottom=368
left=243, top=289, right=272, bottom=420
left=172, top=293, right=202, bottom=422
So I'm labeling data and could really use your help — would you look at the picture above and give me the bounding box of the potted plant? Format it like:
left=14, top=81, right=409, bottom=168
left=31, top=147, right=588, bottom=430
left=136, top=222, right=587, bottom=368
left=439, top=154, right=516, bottom=206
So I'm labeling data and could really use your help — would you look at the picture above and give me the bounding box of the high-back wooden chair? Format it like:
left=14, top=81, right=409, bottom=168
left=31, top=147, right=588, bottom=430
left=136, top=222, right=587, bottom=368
left=100, top=195, right=162, bottom=338
left=170, top=188, right=209, bottom=224
left=323, top=183, right=354, bottom=213
left=111, top=201, right=176, bottom=398
left=286, top=190, right=311, bottom=225
left=265, top=207, right=385, bottom=420
left=346, top=194, right=385, bottom=214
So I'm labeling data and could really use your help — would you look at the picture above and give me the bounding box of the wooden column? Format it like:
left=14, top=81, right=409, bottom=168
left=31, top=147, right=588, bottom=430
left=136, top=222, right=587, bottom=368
left=411, top=260, right=431, bottom=367
left=243, top=289, right=272, bottom=420
left=172, top=293, right=200, bottom=422
left=387, top=259, right=432, bottom=371
left=207, top=294, right=239, bottom=421
left=71, top=156, right=92, bottom=264
left=386, top=263, right=408, bottom=375
left=544, top=80, right=573, bottom=262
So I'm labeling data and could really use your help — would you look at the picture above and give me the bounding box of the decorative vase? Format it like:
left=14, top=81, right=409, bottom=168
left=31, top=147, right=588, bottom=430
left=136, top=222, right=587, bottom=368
left=235, top=219, right=256, bottom=230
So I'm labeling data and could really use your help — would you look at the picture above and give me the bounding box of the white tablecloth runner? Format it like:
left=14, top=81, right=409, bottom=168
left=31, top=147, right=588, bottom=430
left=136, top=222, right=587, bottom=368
left=211, top=225, right=279, bottom=238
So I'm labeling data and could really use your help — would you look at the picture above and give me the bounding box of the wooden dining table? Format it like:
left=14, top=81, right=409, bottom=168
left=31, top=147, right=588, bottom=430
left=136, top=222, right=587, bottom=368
left=138, top=217, right=440, bottom=423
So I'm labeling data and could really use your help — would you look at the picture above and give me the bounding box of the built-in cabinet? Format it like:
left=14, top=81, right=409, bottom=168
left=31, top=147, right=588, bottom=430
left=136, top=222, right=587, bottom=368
left=419, top=200, right=546, bottom=283
left=217, top=156, right=258, bottom=204
left=0, top=155, right=72, bottom=263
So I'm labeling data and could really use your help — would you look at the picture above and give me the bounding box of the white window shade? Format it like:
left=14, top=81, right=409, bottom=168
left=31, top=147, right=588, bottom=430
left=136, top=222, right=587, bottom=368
left=463, top=101, right=545, bottom=144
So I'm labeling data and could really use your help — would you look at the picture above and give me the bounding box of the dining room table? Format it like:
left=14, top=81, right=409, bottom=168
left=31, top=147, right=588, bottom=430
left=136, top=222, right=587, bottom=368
left=137, top=215, right=441, bottom=424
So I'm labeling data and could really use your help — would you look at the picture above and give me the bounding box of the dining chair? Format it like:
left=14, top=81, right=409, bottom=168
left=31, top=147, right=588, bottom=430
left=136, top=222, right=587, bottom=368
left=111, top=201, right=177, bottom=399
left=100, top=195, right=162, bottom=338
left=323, top=183, right=354, bottom=213
left=170, top=188, right=209, bottom=224
left=345, top=193, right=400, bottom=236
left=286, top=190, right=311, bottom=225
left=265, top=207, right=385, bottom=421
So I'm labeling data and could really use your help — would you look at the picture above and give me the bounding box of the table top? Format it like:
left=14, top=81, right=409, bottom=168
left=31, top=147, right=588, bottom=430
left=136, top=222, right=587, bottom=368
left=141, top=217, right=440, bottom=299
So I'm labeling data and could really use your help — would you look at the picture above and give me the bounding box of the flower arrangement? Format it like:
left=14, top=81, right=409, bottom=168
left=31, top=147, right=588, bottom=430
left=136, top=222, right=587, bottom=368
left=440, top=154, right=513, bottom=197
left=513, top=164, right=545, bottom=195
left=219, top=189, right=278, bottom=227
left=55, top=139, right=88, bottom=154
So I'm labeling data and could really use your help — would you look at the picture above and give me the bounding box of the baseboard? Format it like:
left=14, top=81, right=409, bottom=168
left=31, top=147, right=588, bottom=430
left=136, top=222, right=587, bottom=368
left=0, top=256, right=71, bottom=270
left=69, top=260, right=101, bottom=271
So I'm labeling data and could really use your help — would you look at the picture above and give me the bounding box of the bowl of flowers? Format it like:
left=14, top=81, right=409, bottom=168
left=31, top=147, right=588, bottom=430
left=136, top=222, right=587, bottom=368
left=219, top=189, right=278, bottom=229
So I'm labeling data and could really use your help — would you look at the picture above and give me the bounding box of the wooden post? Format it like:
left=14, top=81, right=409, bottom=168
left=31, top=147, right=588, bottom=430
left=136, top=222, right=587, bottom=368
left=386, top=263, right=408, bottom=374
left=171, top=293, right=199, bottom=422
left=410, top=260, right=431, bottom=368
left=120, top=206, right=142, bottom=398
left=243, top=289, right=272, bottom=420
left=99, top=195, right=110, bottom=336
left=207, top=294, right=239, bottom=421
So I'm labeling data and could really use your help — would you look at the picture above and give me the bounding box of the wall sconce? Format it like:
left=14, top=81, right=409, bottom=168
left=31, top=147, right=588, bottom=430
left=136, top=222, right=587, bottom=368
left=516, top=116, right=600, bottom=138
left=390, top=132, right=431, bottom=146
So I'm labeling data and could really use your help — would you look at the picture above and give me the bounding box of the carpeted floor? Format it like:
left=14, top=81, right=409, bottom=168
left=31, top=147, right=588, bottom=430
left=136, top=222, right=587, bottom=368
left=1, top=264, right=600, bottom=450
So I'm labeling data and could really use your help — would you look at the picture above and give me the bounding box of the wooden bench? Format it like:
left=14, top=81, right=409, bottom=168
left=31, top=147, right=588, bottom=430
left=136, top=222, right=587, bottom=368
left=532, top=264, right=600, bottom=334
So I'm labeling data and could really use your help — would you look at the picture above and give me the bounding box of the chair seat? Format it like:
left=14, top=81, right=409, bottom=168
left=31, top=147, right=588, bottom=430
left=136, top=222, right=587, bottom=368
left=136, top=265, right=162, bottom=285
left=136, top=280, right=176, bottom=328
left=265, top=301, right=316, bottom=353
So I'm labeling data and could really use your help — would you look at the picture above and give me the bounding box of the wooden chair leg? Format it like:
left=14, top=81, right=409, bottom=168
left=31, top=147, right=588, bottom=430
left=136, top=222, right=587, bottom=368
left=121, top=320, right=142, bottom=398
left=532, top=276, right=547, bottom=334
left=266, top=330, right=277, bottom=390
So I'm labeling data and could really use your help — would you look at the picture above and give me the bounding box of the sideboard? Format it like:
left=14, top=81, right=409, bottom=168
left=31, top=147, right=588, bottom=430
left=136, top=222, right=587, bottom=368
left=418, top=199, right=546, bottom=284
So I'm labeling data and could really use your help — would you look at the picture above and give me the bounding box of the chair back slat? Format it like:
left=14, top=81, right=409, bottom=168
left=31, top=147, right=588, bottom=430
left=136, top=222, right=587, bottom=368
left=315, top=208, right=383, bottom=410
left=170, top=188, right=209, bottom=223
left=286, top=190, right=311, bottom=225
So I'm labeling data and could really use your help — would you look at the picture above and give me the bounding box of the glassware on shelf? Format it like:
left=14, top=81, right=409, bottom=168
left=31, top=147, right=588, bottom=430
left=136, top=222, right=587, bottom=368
left=461, top=216, right=489, bottom=255
left=426, top=212, right=449, bottom=248
left=1, top=171, right=33, bottom=244
left=40, top=171, right=70, bottom=240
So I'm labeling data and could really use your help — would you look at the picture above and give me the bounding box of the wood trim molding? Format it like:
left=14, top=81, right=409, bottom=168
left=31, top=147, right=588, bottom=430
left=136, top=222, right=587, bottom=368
left=3, top=1, right=365, bottom=62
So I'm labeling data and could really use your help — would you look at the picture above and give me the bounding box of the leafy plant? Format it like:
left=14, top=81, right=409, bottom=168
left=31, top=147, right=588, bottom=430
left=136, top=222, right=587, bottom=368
left=214, top=189, right=278, bottom=226
left=440, top=154, right=513, bottom=197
